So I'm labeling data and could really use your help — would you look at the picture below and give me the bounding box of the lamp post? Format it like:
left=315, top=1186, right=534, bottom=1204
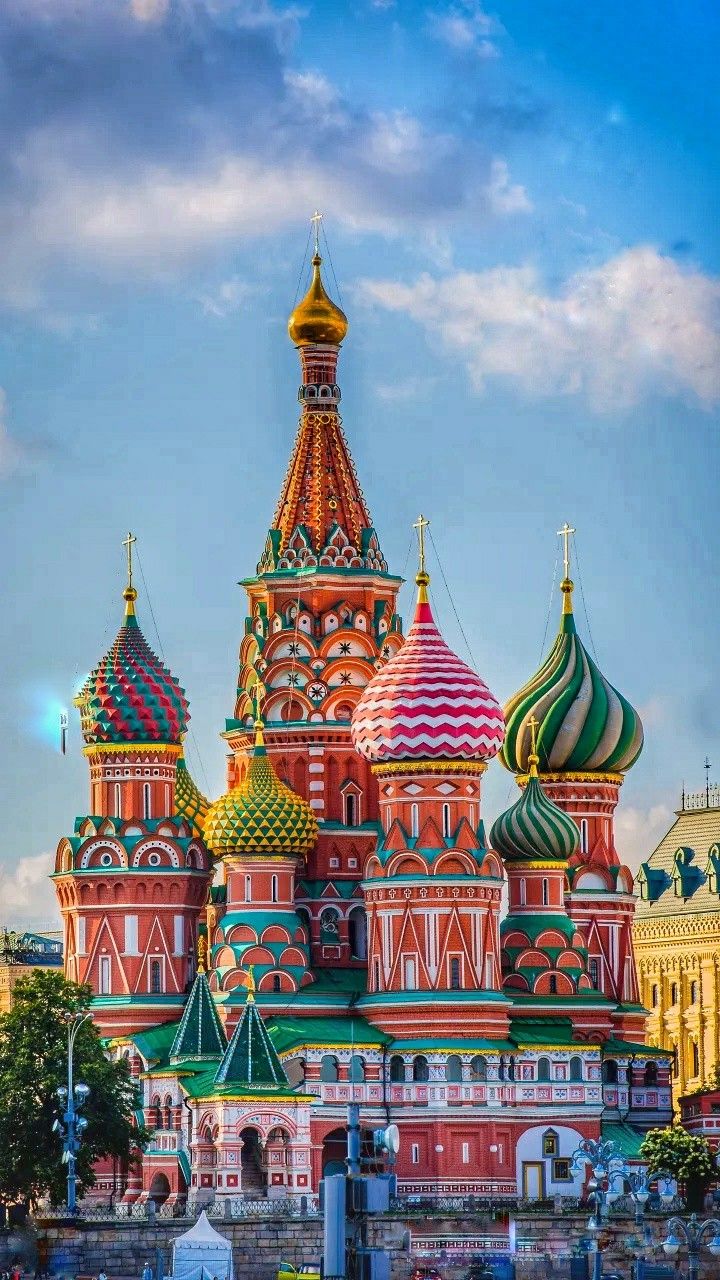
left=662, top=1214, right=720, bottom=1280
left=622, top=1167, right=674, bottom=1260
left=570, top=1139, right=674, bottom=1280
left=53, top=1011, right=91, bottom=1214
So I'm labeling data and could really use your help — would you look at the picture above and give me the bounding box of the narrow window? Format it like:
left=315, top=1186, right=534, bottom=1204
left=99, top=955, right=111, bottom=995
left=114, top=783, right=122, bottom=819
left=462, top=1142, right=470, bottom=1165
left=651, top=984, right=659, bottom=1008
left=373, top=959, right=380, bottom=990
left=404, top=956, right=417, bottom=990
left=150, top=959, right=163, bottom=993
left=671, top=982, right=678, bottom=1005
left=345, top=792, right=356, bottom=827
left=450, top=957, right=461, bottom=989
left=272, top=974, right=281, bottom=993
left=442, top=804, right=451, bottom=838
left=692, top=1041, right=700, bottom=1076
left=549, top=974, right=557, bottom=994
left=542, top=878, right=549, bottom=907
left=143, top=782, right=152, bottom=820
left=245, top=874, right=252, bottom=903
left=164, top=783, right=170, bottom=814
left=690, top=980, right=698, bottom=1004
left=384, top=807, right=392, bottom=831
left=411, top=1143, right=420, bottom=1165
left=271, top=874, right=278, bottom=904
left=580, top=818, right=588, bottom=853
left=469, top=804, right=475, bottom=829
left=410, top=804, right=419, bottom=839
left=589, top=958, right=599, bottom=988
left=519, top=878, right=527, bottom=906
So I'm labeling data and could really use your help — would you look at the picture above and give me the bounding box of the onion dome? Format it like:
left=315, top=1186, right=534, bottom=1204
left=75, top=583, right=189, bottom=746
left=288, top=252, right=348, bottom=347
left=351, top=539, right=505, bottom=764
left=174, top=750, right=209, bottom=837
left=203, top=721, right=318, bottom=856
left=490, top=738, right=580, bottom=863
left=501, top=567, right=643, bottom=776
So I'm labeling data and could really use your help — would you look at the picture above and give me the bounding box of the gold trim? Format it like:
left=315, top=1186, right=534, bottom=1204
left=516, top=861, right=571, bottom=870
left=372, top=760, right=487, bottom=777
left=516, top=770, right=623, bottom=785
left=82, top=742, right=183, bottom=757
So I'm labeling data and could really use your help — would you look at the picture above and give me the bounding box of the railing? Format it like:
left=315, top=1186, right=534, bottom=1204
left=681, top=784, right=720, bottom=811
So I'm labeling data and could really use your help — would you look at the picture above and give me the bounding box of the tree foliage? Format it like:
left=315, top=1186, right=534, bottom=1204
left=0, top=970, right=149, bottom=1206
left=640, top=1123, right=716, bottom=1193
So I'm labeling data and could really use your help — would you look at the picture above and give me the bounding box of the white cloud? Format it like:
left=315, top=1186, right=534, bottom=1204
left=485, top=157, right=532, bottom=214
left=0, top=852, right=60, bottom=930
left=426, top=2, right=500, bottom=57
left=197, top=275, right=258, bottom=318
left=129, top=0, right=169, bottom=21
left=358, top=246, right=720, bottom=410
left=615, top=803, right=673, bottom=875
left=375, top=374, right=437, bottom=402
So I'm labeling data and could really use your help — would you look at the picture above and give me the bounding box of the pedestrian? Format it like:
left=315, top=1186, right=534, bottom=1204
left=142, top=1263, right=153, bottom=1280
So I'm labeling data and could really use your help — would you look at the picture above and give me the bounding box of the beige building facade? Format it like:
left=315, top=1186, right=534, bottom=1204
left=633, top=784, right=720, bottom=1103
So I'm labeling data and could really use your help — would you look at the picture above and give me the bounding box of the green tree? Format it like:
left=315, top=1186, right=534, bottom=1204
left=640, top=1123, right=716, bottom=1210
left=0, top=970, right=149, bottom=1206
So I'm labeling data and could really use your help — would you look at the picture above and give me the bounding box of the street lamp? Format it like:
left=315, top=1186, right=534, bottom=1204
left=52, top=1011, right=91, bottom=1214
left=571, top=1139, right=674, bottom=1280
left=662, top=1214, right=720, bottom=1280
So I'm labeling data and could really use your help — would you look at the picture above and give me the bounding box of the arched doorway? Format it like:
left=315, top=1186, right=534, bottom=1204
left=348, top=907, right=367, bottom=960
left=240, top=1127, right=265, bottom=1197
left=148, top=1172, right=171, bottom=1207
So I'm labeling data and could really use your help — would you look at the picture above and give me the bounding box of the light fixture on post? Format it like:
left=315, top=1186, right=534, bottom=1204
left=53, top=1011, right=91, bottom=1214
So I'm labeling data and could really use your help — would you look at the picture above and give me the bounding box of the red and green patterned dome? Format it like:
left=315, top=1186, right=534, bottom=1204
left=75, top=588, right=189, bottom=746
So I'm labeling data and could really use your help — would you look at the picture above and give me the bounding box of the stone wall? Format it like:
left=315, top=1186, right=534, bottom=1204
left=35, top=1211, right=720, bottom=1280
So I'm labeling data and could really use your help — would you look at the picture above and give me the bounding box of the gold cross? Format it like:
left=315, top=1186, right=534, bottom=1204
left=310, top=210, right=323, bottom=255
left=528, top=714, right=539, bottom=757
left=122, top=531, right=137, bottom=591
left=413, top=514, right=430, bottom=575
left=557, top=522, right=575, bottom=579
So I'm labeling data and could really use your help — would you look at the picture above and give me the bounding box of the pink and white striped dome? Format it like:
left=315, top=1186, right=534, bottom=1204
left=351, top=586, right=505, bottom=765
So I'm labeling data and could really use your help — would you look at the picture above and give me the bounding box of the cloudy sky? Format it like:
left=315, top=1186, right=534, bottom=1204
left=2, top=0, right=718, bottom=927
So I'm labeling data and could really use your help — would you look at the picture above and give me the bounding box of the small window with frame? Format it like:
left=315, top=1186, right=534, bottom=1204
left=542, top=1130, right=558, bottom=1157
left=552, top=1157, right=572, bottom=1182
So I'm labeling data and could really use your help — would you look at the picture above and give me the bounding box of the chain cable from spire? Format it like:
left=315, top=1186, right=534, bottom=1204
left=539, top=546, right=560, bottom=660
left=572, top=533, right=599, bottom=663
left=292, top=223, right=314, bottom=307
left=427, top=527, right=476, bottom=668
left=320, top=220, right=344, bottom=308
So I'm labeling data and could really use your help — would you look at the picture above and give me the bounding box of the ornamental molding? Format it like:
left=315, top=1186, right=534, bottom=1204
left=372, top=760, right=488, bottom=777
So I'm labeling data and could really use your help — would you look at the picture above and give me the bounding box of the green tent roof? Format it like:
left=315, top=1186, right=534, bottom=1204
left=131, top=1020, right=181, bottom=1067
left=215, top=995, right=289, bottom=1087
left=602, top=1121, right=646, bottom=1158
left=170, top=969, right=226, bottom=1063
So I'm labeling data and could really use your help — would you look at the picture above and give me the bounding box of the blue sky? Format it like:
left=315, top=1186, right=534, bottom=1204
left=1, top=0, right=718, bottom=926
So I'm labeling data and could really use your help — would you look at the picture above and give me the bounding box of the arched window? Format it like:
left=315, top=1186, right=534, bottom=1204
left=349, top=1055, right=365, bottom=1083
left=348, top=907, right=367, bottom=960
left=498, top=1055, right=506, bottom=1081
left=508, top=1055, right=516, bottom=1081
left=114, top=783, right=122, bottom=818
left=537, top=1056, right=551, bottom=1082
left=690, top=980, right=698, bottom=1004
left=272, top=974, right=281, bottom=993
left=412, top=1055, right=429, bottom=1083
left=671, top=982, right=678, bottom=1005
left=602, top=1059, right=618, bottom=1084
left=320, top=907, right=340, bottom=945
left=150, top=959, right=163, bottom=994
left=410, top=803, right=419, bottom=838
left=580, top=818, right=588, bottom=854
left=320, top=1055, right=339, bottom=1083
left=569, top=1055, right=583, bottom=1082
left=442, top=804, right=451, bottom=838
left=542, top=878, right=549, bottom=906
left=389, top=1055, right=405, bottom=1083
left=692, top=1041, right=700, bottom=1076
left=651, top=984, right=659, bottom=1007
left=644, top=1061, right=658, bottom=1087
left=519, top=878, right=526, bottom=906
left=344, top=791, right=360, bottom=827
left=470, top=1055, right=486, bottom=1081
left=271, top=874, right=278, bottom=904
left=445, top=1054, right=463, bottom=1082
left=549, top=974, right=557, bottom=994
left=450, top=957, right=461, bottom=989
left=143, top=783, right=152, bottom=820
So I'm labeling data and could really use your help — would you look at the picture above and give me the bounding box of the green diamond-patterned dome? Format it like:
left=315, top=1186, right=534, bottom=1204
left=175, top=752, right=209, bottom=837
left=203, top=723, right=318, bottom=857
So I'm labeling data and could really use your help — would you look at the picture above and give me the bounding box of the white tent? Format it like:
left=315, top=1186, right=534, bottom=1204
left=171, top=1211, right=234, bottom=1280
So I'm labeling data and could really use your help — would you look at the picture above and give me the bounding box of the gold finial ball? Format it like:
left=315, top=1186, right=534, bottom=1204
left=288, top=253, right=348, bottom=347
left=123, top=586, right=138, bottom=603
left=416, top=570, right=430, bottom=588
left=560, top=577, right=573, bottom=595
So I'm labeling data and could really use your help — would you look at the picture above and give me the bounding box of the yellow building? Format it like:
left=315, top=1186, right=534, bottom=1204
left=0, top=929, right=63, bottom=1014
left=633, top=782, right=720, bottom=1104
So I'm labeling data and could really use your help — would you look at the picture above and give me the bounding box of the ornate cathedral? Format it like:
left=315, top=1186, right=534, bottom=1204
left=52, top=240, right=671, bottom=1208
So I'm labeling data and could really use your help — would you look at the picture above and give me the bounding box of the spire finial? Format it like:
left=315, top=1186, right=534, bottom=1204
left=245, top=964, right=256, bottom=1004
left=557, top=521, right=576, bottom=616
left=122, top=531, right=138, bottom=616
left=413, top=513, right=430, bottom=603
left=310, top=210, right=323, bottom=259
left=251, top=682, right=267, bottom=749
left=197, top=935, right=207, bottom=974
left=527, top=713, right=540, bottom=778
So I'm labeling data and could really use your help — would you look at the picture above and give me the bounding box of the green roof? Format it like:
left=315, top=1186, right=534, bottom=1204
left=510, top=1018, right=592, bottom=1048
left=170, top=970, right=226, bottom=1064
left=269, top=1015, right=390, bottom=1055
left=131, top=1020, right=182, bottom=1067
left=215, top=995, right=289, bottom=1087
left=298, top=880, right=361, bottom=900
left=602, top=1121, right=646, bottom=1158
left=602, top=1038, right=670, bottom=1058
left=502, top=913, right=579, bottom=940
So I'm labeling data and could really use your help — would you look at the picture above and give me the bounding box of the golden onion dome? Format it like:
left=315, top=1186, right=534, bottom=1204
left=203, top=722, right=318, bottom=857
left=288, top=253, right=348, bottom=347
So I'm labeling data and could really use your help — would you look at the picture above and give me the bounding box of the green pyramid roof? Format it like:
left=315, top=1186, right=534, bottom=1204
left=214, top=994, right=289, bottom=1087
left=170, top=968, right=226, bottom=1064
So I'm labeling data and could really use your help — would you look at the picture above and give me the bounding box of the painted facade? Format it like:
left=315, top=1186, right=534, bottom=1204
left=52, top=243, right=671, bottom=1209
